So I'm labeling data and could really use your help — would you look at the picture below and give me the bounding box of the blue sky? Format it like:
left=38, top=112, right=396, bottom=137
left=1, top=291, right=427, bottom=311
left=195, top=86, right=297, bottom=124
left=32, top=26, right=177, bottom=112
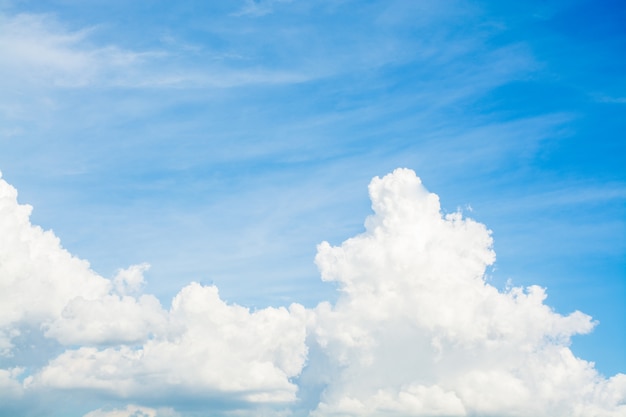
left=0, top=0, right=625, bottom=416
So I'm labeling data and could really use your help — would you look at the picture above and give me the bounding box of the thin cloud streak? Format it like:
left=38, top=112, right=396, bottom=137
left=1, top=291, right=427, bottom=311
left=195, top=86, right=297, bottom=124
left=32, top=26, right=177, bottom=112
left=0, top=12, right=313, bottom=90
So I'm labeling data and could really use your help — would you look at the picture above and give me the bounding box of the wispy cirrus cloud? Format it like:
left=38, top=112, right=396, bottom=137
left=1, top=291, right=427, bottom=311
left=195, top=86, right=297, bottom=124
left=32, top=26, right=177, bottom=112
left=0, top=13, right=157, bottom=88
left=0, top=0, right=536, bottom=93
left=0, top=11, right=313, bottom=90
left=233, top=0, right=294, bottom=17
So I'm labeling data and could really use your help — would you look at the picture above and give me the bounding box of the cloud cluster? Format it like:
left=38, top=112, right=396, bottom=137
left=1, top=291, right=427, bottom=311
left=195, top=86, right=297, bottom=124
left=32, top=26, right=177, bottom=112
left=29, top=283, right=307, bottom=404
left=1, top=169, right=625, bottom=417
left=0, top=171, right=307, bottom=410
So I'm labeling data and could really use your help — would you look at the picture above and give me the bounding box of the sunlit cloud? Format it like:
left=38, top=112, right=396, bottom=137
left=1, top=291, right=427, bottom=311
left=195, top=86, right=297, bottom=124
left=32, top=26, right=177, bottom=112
left=1, top=169, right=624, bottom=416
left=307, top=169, right=623, bottom=416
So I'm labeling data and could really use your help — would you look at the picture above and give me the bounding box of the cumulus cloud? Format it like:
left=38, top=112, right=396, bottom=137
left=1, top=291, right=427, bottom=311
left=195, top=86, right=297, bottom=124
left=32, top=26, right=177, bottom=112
left=0, top=367, right=24, bottom=399
left=307, top=168, right=625, bottom=417
left=43, top=264, right=168, bottom=346
left=1, top=168, right=625, bottom=416
left=113, top=263, right=150, bottom=295
left=0, top=170, right=308, bottom=412
left=44, top=292, right=168, bottom=346
left=29, top=284, right=308, bottom=403
left=0, top=171, right=110, bottom=354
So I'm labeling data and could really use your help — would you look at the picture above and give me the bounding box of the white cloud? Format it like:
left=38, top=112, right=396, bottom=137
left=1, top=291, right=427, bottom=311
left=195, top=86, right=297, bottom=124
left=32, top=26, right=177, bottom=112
left=0, top=367, right=24, bottom=399
left=28, top=283, right=308, bottom=403
left=307, top=168, right=625, bottom=417
left=0, top=171, right=110, bottom=354
left=83, top=404, right=180, bottom=417
left=1, top=168, right=624, bottom=416
left=41, top=260, right=165, bottom=347
left=44, top=293, right=167, bottom=346
left=1, top=169, right=307, bottom=409
left=113, top=263, right=150, bottom=295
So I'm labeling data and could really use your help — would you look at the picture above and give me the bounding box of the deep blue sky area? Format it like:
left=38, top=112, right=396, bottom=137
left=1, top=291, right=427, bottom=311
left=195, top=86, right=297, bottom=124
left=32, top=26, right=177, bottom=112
left=0, top=1, right=625, bottom=416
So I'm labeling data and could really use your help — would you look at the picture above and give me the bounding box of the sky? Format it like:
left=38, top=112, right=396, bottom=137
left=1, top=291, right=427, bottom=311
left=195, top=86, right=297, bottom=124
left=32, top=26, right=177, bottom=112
left=0, top=0, right=625, bottom=416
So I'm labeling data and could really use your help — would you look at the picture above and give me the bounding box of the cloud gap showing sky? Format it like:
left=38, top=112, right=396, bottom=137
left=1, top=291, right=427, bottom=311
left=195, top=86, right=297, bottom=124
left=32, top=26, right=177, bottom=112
left=1, top=168, right=624, bottom=417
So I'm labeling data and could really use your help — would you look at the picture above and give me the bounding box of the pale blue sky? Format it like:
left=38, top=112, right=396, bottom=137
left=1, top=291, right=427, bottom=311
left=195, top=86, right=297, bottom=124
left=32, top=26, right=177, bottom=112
left=0, top=1, right=624, bottom=415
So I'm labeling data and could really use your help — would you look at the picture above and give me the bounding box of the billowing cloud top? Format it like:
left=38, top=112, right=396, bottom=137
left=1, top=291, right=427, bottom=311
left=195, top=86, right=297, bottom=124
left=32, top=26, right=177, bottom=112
left=0, top=169, right=624, bottom=417
left=309, top=169, right=623, bottom=417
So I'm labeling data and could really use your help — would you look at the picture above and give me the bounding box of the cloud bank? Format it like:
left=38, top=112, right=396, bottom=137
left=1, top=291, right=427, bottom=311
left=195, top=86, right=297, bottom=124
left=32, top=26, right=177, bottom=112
left=0, top=168, right=624, bottom=416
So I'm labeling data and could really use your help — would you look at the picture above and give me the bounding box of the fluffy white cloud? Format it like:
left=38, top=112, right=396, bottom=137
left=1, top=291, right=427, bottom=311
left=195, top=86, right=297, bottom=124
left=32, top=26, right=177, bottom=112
left=44, top=262, right=168, bottom=346
left=0, top=367, right=24, bottom=399
left=0, top=173, right=164, bottom=351
left=44, top=292, right=168, bottom=346
left=0, top=170, right=308, bottom=411
left=113, top=263, right=150, bottom=295
left=1, top=168, right=624, bottom=416
left=0, top=172, right=110, bottom=354
left=28, top=283, right=307, bottom=403
left=307, top=168, right=625, bottom=417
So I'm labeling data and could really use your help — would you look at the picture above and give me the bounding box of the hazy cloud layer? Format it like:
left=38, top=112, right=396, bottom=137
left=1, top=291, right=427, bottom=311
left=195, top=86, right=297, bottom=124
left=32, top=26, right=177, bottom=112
left=1, top=169, right=624, bottom=416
